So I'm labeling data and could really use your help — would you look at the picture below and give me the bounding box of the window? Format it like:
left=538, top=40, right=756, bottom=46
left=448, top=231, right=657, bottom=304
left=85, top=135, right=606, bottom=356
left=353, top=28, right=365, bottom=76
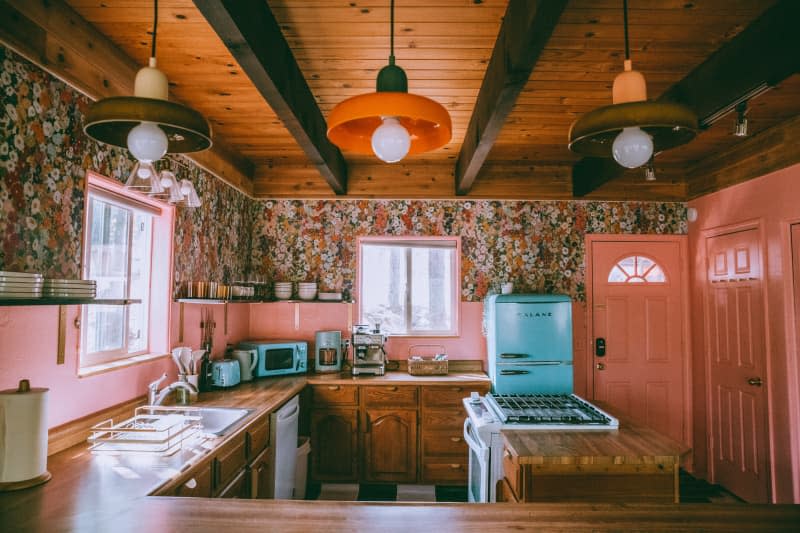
left=80, top=174, right=172, bottom=368
left=607, top=255, right=666, bottom=284
left=359, top=237, right=458, bottom=336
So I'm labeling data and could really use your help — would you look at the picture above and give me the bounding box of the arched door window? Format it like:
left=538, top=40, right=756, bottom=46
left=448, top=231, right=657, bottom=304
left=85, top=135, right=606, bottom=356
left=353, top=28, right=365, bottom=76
left=607, top=255, right=666, bottom=283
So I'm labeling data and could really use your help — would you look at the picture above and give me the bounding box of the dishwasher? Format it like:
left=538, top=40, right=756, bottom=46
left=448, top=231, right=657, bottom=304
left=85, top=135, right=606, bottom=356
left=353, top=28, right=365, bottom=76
left=269, top=394, right=300, bottom=499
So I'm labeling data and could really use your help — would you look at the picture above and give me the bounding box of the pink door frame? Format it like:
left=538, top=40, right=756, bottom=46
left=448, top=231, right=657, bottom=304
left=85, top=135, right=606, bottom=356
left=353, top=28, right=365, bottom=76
left=585, top=234, right=693, bottom=453
left=783, top=219, right=800, bottom=501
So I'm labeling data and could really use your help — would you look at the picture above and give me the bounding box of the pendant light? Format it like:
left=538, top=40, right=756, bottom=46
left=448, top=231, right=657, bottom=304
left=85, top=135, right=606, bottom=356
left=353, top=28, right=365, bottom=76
left=326, top=0, right=451, bottom=163
left=568, top=0, right=698, bottom=168
left=83, top=0, right=212, bottom=191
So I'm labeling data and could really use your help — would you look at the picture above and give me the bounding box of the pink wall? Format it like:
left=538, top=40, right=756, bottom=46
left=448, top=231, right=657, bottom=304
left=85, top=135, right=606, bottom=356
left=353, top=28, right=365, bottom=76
left=688, top=162, right=800, bottom=503
left=0, top=302, right=251, bottom=430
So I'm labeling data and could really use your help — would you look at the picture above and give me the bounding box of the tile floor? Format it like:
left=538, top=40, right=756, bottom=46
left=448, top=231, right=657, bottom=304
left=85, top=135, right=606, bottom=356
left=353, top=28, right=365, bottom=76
left=305, top=470, right=741, bottom=503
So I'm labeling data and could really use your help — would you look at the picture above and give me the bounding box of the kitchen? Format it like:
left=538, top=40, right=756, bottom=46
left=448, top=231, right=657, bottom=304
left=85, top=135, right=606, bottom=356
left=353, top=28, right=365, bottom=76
left=1, top=0, right=800, bottom=530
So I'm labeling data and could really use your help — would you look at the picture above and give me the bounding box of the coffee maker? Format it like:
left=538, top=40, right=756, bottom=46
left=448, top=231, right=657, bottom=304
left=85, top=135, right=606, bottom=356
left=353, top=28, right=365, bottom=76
left=315, top=330, right=343, bottom=373
left=351, top=324, right=386, bottom=376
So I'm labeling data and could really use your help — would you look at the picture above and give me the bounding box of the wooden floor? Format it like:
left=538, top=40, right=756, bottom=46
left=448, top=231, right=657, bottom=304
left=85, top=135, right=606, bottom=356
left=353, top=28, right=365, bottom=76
left=307, top=470, right=742, bottom=503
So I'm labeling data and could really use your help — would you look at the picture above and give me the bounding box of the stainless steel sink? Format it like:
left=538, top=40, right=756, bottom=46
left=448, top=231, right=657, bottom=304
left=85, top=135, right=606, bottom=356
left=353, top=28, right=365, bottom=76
left=195, top=407, right=254, bottom=436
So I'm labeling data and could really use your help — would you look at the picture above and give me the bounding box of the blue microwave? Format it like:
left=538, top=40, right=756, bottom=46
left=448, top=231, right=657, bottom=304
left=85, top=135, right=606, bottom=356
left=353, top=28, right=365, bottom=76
left=237, top=339, right=308, bottom=377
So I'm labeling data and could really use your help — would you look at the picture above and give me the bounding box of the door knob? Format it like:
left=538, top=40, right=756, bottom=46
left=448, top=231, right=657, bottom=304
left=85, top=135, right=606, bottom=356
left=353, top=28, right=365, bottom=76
left=596, top=362, right=605, bottom=370
left=747, top=377, right=763, bottom=386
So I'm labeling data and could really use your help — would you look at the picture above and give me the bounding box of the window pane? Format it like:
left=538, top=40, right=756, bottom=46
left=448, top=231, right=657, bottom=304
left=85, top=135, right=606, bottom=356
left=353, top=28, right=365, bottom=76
left=411, top=247, right=453, bottom=332
left=127, top=212, right=152, bottom=353
left=361, top=245, right=408, bottom=333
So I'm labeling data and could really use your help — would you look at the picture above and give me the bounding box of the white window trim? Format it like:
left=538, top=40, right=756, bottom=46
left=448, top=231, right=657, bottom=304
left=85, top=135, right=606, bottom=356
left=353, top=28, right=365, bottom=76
left=357, top=235, right=460, bottom=337
left=79, top=171, right=174, bottom=369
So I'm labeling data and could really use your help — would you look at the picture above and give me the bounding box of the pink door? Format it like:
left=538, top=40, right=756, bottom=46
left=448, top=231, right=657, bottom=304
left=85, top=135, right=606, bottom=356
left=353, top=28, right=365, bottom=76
left=589, top=238, right=688, bottom=444
left=705, top=228, right=769, bottom=502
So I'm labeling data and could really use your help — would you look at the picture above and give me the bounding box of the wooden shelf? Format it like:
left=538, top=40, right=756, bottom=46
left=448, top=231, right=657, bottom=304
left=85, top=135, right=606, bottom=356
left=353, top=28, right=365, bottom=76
left=0, top=298, right=141, bottom=306
left=175, top=298, right=352, bottom=304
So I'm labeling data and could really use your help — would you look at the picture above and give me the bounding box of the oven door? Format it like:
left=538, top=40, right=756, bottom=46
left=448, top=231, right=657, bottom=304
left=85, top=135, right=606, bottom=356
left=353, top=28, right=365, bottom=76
left=463, top=417, right=490, bottom=503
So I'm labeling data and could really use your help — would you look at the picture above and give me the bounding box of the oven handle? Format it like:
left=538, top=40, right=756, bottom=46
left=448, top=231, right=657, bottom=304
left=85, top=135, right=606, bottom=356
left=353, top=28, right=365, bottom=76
left=463, top=418, right=486, bottom=453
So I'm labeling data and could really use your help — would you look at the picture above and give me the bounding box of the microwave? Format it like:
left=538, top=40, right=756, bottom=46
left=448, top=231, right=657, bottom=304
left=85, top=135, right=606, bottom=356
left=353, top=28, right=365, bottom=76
left=237, top=339, right=308, bottom=377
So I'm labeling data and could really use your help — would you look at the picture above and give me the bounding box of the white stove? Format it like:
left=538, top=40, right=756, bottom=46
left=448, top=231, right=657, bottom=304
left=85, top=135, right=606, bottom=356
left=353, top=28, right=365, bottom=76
left=463, top=392, right=618, bottom=503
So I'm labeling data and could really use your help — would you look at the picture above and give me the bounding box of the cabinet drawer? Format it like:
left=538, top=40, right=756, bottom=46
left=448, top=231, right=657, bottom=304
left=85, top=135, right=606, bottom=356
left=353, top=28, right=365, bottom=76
left=214, top=432, right=247, bottom=493
left=421, top=431, right=467, bottom=457
left=420, top=407, right=465, bottom=431
left=247, top=413, right=270, bottom=460
left=422, top=460, right=467, bottom=483
left=311, top=384, right=359, bottom=406
left=363, top=385, right=418, bottom=407
left=421, top=386, right=470, bottom=408
left=172, top=462, right=213, bottom=497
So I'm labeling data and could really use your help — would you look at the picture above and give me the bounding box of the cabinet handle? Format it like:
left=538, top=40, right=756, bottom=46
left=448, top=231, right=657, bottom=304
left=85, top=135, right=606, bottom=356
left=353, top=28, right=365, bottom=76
left=449, top=464, right=461, bottom=469
left=387, top=386, right=398, bottom=391
left=184, top=478, right=198, bottom=489
left=327, top=385, right=340, bottom=391
left=451, top=386, right=463, bottom=392
left=450, top=437, right=462, bottom=443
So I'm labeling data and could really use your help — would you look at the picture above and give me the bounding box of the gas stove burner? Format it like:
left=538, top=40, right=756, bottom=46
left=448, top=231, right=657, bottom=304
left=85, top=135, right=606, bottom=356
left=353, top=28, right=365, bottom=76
left=486, top=393, right=617, bottom=427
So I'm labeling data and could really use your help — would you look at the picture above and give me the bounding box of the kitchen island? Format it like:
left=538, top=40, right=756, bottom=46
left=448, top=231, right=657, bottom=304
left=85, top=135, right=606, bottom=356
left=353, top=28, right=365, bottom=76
left=1, top=375, right=798, bottom=532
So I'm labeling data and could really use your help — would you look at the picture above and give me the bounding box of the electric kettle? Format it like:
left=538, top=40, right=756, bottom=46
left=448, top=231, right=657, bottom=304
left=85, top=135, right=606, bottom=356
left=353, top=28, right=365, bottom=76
left=231, top=349, right=258, bottom=382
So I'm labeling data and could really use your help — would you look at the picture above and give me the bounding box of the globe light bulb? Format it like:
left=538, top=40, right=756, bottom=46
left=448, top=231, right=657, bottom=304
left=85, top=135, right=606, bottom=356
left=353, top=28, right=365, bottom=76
left=612, top=127, right=653, bottom=169
left=127, top=121, right=168, bottom=162
left=371, top=117, right=411, bottom=163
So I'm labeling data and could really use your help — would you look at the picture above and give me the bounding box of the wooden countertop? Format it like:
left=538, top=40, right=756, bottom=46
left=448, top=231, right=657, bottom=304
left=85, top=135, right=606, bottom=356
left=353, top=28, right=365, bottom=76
left=307, top=370, right=490, bottom=385
left=502, top=405, right=688, bottom=465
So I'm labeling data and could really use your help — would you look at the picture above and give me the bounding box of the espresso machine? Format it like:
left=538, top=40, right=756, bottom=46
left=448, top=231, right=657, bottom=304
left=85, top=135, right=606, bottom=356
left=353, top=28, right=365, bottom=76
left=351, top=324, right=386, bottom=376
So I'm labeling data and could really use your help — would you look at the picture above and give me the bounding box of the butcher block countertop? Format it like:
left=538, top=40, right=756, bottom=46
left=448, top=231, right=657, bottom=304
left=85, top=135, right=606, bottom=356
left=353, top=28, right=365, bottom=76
left=307, top=370, right=490, bottom=385
left=2, top=376, right=798, bottom=531
left=502, top=404, right=687, bottom=466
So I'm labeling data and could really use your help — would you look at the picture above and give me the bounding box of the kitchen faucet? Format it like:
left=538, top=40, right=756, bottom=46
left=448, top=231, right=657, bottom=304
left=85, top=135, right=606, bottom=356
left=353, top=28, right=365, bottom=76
left=147, top=372, right=198, bottom=405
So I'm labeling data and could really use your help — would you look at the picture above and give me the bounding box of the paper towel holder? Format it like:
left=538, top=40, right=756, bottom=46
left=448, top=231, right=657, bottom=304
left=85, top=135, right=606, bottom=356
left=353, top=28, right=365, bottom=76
left=0, top=379, right=52, bottom=492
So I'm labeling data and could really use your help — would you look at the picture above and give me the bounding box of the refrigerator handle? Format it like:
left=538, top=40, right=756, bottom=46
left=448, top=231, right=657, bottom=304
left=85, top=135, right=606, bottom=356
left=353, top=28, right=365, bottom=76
left=500, top=369, right=530, bottom=376
left=499, top=353, right=528, bottom=359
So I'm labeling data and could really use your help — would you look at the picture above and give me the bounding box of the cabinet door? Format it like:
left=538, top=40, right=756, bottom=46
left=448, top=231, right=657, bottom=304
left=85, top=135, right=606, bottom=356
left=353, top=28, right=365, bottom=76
left=218, top=468, right=249, bottom=499
left=250, top=446, right=272, bottom=499
left=173, top=461, right=213, bottom=497
left=310, top=408, right=359, bottom=482
left=363, top=408, right=417, bottom=483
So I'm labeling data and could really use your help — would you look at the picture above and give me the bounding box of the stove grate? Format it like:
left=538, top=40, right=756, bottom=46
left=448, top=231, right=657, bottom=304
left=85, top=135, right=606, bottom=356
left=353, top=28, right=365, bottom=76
left=486, top=393, right=614, bottom=425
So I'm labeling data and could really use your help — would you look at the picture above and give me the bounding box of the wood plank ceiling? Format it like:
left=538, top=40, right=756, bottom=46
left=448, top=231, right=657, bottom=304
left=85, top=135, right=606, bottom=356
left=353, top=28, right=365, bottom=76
left=61, top=1, right=800, bottom=200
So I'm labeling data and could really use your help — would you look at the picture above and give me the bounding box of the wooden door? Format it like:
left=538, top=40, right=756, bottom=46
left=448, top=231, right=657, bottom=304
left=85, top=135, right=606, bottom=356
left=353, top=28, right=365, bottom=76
left=590, top=238, right=688, bottom=444
left=363, top=408, right=418, bottom=483
left=705, top=228, right=769, bottom=502
left=310, top=408, right=359, bottom=482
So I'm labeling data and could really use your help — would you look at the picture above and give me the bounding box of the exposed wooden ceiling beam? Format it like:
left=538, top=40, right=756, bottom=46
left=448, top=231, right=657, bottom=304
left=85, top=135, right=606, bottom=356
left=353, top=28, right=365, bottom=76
left=572, top=0, right=800, bottom=198
left=0, top=0, right=255, bottom=195
left=193, top=0, right=347, bottom=196
left=454, top=0, right=567, bottom=196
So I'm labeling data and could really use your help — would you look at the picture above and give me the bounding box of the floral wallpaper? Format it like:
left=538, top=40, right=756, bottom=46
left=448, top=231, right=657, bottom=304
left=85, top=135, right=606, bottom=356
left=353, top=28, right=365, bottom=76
left=251, top=200, right=687, bottom=302
left=0, top=45, right=253, bottom=292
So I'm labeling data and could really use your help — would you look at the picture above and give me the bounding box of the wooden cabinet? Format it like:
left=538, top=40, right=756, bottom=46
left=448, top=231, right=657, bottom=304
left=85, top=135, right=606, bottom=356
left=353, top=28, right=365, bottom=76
left=249, top=446, right=272, bottom=499
left=172, top=461, right=213, bottom=497
left=246, top=413, right=270, bottom=459
left=309, top=380, right=489, bottom=485
left=218, top=469, right=249, bottom=499
left=213, top=432, right=248, bottom=496
left=420, top=384, right=489, bottom=485
left=363, top=408, right=417, bottom=483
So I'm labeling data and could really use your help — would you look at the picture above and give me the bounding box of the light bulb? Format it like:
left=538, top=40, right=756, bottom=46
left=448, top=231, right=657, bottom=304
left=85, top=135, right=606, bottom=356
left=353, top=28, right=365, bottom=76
left=371, top=117, right=411, bottom=163
left=127, top=122, right=168, bottom=162
left=612, top=127, right=653, bottom=169
left=159, top=170, right=176, bottom=188
left=180, top=179, right=193, bottom=195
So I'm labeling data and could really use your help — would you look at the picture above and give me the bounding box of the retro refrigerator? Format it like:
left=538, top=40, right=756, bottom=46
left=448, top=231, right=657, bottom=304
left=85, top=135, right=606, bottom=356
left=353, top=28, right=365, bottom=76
left=484, top=293, right=573, bottom=394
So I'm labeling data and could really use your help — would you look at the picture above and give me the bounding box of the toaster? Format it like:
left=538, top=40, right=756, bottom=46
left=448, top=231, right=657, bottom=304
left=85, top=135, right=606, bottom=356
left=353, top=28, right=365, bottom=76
left=211, top=359, right=241, bottom=388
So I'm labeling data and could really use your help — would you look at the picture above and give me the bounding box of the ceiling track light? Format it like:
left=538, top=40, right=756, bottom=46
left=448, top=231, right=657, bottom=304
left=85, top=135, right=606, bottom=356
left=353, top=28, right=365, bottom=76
left=568, top=0, right=698, bottom=169
left=326, top=0, right=452, bottom=163
left=83, top=0, right=211, bottom=193
left=734, top=101, right=749, bottom=137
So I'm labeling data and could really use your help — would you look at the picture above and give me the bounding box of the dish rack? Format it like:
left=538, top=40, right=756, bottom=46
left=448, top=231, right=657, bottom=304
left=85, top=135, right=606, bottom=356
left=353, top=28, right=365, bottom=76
left=88, top=406, right=203, bottom=456
left=407, top=344, right=448, bottom=375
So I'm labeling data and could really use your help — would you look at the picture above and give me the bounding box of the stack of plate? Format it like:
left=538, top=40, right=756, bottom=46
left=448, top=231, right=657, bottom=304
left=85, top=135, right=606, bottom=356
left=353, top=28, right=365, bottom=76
left=298, top=282, right=317, bottom=301
left=0, top=271, right=43, bottom=299
left=274, top=281, right=292, bottom=300
left=43, top=279, right=97, bottom=299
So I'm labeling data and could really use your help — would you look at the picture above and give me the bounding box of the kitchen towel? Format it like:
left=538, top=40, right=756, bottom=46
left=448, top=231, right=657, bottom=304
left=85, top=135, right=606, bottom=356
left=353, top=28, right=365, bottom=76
left=0, top=379, right=50, bottom=488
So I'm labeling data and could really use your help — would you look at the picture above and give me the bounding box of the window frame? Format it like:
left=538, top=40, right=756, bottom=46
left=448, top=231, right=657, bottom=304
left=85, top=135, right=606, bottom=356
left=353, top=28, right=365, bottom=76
left=357, top=236, right=460, bottom=337
left=607, top=254, right=668, bottom=284
left=79, top=172, right=172, bottom=369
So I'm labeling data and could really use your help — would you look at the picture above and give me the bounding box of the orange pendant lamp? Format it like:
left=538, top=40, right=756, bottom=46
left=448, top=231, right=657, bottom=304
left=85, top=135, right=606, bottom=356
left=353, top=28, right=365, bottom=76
left=326, top=0, right=451, bottom=163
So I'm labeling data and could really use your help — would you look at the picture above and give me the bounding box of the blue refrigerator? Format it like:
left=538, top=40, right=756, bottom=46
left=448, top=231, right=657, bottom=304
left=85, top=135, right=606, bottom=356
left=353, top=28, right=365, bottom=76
left=484, top=294, right=573, bottom=394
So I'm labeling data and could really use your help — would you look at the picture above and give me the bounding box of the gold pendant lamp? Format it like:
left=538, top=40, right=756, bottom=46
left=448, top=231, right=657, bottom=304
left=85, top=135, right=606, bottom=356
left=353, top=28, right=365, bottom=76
left=326, top=0, right=452, bottom=163
left=568, top=0, right=698, bottom=168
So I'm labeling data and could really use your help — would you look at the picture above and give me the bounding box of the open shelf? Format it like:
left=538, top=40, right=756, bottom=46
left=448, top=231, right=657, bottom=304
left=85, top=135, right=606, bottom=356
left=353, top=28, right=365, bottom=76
left=0, top=298, right=141, bottom=307
left=175, top=298, right=352, bottom=304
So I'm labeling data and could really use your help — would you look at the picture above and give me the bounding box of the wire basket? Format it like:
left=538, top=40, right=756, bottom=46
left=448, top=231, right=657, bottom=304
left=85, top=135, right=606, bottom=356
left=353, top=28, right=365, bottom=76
left=407, top=344, right=448, bottom=375
left=88, top=406, right=203, bottom=456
